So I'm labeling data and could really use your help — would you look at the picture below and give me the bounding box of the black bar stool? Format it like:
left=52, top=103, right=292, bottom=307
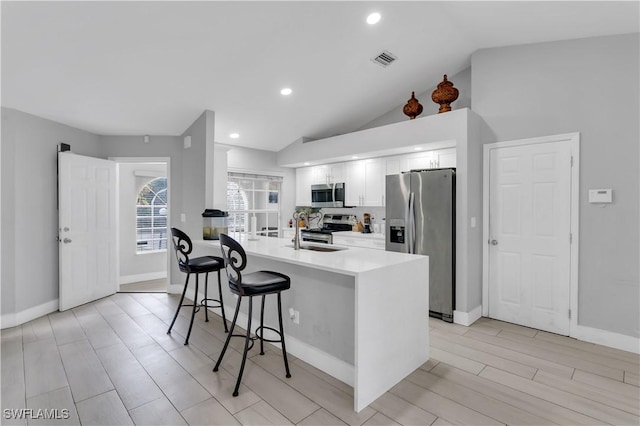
left=167, top=228, right=228, bottom=345
left=213, top=233, right=291, bottom=397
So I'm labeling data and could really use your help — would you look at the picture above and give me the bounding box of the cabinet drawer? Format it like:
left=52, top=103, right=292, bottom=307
left=333, top=236, right=385, bottom=250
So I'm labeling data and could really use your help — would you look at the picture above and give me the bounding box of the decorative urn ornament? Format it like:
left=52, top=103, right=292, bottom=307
left=431, top=74, right=459, bottom=113
left=403, top=91, right=423, bottom=120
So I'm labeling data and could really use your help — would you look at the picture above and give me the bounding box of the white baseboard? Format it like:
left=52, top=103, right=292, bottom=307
left=453, top=305, right=482, bottom=326
left=1, top=299, right=59, bottom=329
left=172, top=284, right=355, bottom=386
left=574, top=325, right=640, bottom=354
left=119, top=271, right=167, bottom=285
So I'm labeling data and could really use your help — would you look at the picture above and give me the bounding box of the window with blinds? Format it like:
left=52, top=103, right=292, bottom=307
left=227, top=172, right=282, bottom=239
left=136, top=177, right=168, bottom=252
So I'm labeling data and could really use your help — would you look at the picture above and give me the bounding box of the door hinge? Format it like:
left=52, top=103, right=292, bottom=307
left=570, top=156, right=574, bottom=167
left=569, top=233, right=572, bottom=243
left=568, top=309, right=572, bottom=319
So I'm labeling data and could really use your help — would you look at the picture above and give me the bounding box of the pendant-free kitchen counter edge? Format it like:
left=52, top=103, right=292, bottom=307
left=196, top=236, right=421, bottom=276
left=194, top=236, right=430, bottom=412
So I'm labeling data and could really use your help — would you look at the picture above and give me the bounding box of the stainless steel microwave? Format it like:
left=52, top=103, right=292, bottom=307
left=311, top=183, right=345, bottom=208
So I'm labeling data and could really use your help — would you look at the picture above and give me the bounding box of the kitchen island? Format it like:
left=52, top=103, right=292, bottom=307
left=195, top=236, right=429, bottom=412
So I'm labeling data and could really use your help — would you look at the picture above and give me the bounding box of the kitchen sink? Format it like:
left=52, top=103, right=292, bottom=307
left=284, top=244, right=347, bottom=252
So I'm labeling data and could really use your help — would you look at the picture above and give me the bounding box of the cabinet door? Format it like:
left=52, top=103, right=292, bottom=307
left=363, top=159, right=384, bottom=206
left=386, top=156, right=401, bottom=175
left=329, top=163, right=345, bottom=183
left=311, top=165, right=328, bottom=185
left=295, top=167, right=314, bottom=206
left=434, top=147, right=456, bottom=168
left=406, top=151, right=434, bottom=171
left=345, top=161, right=365, bottom=206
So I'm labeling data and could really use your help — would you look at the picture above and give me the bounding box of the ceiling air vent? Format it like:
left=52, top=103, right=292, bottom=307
left=371, top=50, right=397, bottom=68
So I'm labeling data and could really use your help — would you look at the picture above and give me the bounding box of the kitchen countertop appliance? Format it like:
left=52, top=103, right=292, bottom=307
left=385, top=168, right=455, bottom=322
left=301, top=214, right=355, bottom=244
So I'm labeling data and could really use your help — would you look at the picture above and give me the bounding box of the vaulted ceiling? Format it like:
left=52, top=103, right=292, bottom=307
left=2, top=1, right=638, bottom=151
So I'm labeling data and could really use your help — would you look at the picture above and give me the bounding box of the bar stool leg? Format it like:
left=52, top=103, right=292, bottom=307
left=214, top=296, right=241, bottom=373
left=259, top=295, right=266, bottom=355
left=204, top=272, right=210, bottom=322
left=184, top=273, right=199, bottom=345
left=233, top=296, right=253, bottom=397
left=218, top=269, right=228, bottom=332
left=277, top=292, right=292, bottom=378
left=167, top=273, right=190, bottom=335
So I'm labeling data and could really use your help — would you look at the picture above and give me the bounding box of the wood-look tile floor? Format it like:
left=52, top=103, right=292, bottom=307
left=2, top=292, right=639, bottom=425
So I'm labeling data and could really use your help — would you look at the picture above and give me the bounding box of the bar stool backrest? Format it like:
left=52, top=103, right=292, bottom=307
left=170, top=228, right=193, bottom=273
left=219, top=234, right=247, bottom=296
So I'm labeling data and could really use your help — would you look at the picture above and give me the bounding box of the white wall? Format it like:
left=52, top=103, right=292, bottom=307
left=117, top=162, right=167, bottom=282
left=472, top=33, right=639, bottom=338
left=357, top=67, right=472, bottom=131
left=1, top=107, right=101, bottom=323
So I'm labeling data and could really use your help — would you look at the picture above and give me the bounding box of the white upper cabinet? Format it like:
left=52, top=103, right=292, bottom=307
left=296, top=148, right=455, bottom=207
left=295, top=166, right=314, bottom=206
left=433, top=147, right=456, bottom=168
left=345, top=161, right=365, bottom=206
left=295, top=163, right=347, bottom=205
left=363, top=159, right=384, bottom=206
left=345, top=158, right=384, bottom=206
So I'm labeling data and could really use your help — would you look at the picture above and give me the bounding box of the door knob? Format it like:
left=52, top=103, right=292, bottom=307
left=490, top=239, right=498, bottom=245
left=63, top=238, right=72, bottom=244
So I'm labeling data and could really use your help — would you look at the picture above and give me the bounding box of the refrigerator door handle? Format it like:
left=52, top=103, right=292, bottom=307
left=408, top=192, right=416, bottom=254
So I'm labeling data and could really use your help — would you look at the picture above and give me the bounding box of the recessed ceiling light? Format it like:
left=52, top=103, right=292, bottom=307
left=304, top=162, right=310, bottom=166
left=414, top=147, right=422, bottom=151
left=229, top=133, right=240, bottom=139
left=280, top=88, right=293, bottom=96
left=352, top=156, right=359, bottom=159
left=366, top=12, right=381, bottom=25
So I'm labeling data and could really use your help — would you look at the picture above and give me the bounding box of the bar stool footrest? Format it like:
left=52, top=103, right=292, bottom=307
left=254, top=325, right=284, bottom=343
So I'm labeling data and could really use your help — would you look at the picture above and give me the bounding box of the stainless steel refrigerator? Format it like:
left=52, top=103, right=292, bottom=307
left=385, top=168, right=455, bottom=322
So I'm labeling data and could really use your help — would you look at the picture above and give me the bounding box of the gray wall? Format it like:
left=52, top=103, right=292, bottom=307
left=357, top=67, right=471, bottom=131
left=472, top=33, right=639, bottom=337
left=1, top=107, right=101, bottom=317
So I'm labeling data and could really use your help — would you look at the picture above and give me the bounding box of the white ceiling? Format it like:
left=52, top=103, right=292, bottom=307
left=2, top=1, right=638, bottom=152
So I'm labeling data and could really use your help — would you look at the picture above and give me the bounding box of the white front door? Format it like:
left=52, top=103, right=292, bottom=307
left=58, top=152, right=117, bottom=311
left=488, top=139, right=572, bottom=335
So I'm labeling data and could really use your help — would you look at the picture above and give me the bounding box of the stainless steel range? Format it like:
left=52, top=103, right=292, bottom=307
left=300, top=214, right=355, bottom=244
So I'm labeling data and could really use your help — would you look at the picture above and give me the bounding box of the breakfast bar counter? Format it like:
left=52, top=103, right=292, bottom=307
left=195, top=236, right=429, bottom=412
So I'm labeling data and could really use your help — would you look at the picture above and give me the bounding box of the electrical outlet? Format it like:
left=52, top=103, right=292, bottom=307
left=293, top=310, right=300, bottom=324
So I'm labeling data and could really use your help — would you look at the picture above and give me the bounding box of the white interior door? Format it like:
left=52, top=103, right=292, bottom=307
left=488, top=140, right=572, bottom=335
left=59, top=152, right=117, bottom=311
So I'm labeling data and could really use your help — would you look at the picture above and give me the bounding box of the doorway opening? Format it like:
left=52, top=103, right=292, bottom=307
left=112, top=157, right=170, bottom=293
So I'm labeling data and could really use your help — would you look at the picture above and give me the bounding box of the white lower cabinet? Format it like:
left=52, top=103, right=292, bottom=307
left=333, top=234, right=386, bottom=250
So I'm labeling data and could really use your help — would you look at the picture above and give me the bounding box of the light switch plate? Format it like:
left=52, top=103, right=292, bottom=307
left=588, top=189, right=612, bottom=203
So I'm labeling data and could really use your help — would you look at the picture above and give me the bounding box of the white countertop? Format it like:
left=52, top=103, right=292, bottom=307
left=195, top=236, right=423, bottom=277
left=332, top=231, right=385, bottom=240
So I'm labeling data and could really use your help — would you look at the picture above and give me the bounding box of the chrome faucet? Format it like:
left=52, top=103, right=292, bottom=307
left=292, top=211, right=306, bottom=250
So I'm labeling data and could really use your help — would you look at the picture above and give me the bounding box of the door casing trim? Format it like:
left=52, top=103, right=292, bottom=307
left=482, top=132, right=580, bottom=337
